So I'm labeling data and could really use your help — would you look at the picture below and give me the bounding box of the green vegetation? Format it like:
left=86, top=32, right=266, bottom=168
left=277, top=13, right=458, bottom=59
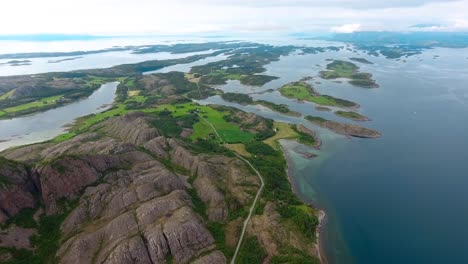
left=244, top=141, right=319, bottom=243
left=0, top=174, right=11, bottom=188
left=279, top=81, right=358, bottom=108
left=292, top=125, right=317, bottom=146
left=255, top=100, right=301, bottom=116
left=3, top=208, right=37, bottom=228
left=187, top=188, right=207, bottom=218
left=320, top=60, right=379, bottom=88
left=221, top=93, right=253, bottom=105
left=335, top=110, right=369, bottom=121
left=245, top=141, right=277, bottom=156
left=236, top=236, right=267, bottom=263
left=0, top=199, right=77, bottom=264
left=349, top=57, right=374, bottom=64
left=207, top=222, right=234, bottom=259
left=271, top=247, right=321, bottom=264
left=305, top=116, right=327, bottom=123
left=0, top=89, right=15, bottom=100
left=263, top=122, right=298, bottom=150
left=2, top=95, right=62, bottom=113
left=155, top=103, right=255, bottom=144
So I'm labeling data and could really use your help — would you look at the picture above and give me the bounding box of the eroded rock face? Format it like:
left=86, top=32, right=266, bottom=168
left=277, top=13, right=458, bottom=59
left=0, top=112, right=266, bottom=264
left=171, top=146, right=259, bottom=222
left=0, top=158, right=37, bottom=224
left=100, top=112, right=160, bottom=145
left=37, top=155, right=124, bottom=214
left=248, top=202, right=317, bottom=258
left=57, top=153, right=215, bottom=264
left=0, top=226, right=37, bottom=249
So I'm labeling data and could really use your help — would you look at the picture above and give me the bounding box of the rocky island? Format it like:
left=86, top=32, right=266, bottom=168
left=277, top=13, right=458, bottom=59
left=305, top=115, right=381, bottom=138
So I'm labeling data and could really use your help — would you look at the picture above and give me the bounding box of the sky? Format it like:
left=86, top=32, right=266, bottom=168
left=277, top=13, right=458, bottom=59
left=1, top=0, right=467, bottom=35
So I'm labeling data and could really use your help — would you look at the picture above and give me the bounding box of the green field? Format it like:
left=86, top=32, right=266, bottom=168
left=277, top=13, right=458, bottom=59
left=320, top=60, right=358, bottom=79
left=0, top=89, right=16, bottom=100
left=2, top=95, right=63, bottom=113
left=155, top=103, right=255, bottom=143
left=279, top=82, right=357, bottom=107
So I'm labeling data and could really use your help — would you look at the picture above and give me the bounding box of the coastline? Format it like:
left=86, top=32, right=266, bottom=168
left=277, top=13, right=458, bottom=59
left=279, top=140, right=329, bottom=264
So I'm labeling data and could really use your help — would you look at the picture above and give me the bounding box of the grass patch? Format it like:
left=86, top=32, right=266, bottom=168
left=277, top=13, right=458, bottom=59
left=2, top=95, right=62, bottom=113
left=155, top=103, right=255, bottom=144
left=263, top=122, right=298, bottom=150
left=127, top=90, right=140, bottom=97
left=0, top=89, right=16, bottom=100
left=225, top=144, right=252, bottom=157
left=279, top=82, right=357, bottom=108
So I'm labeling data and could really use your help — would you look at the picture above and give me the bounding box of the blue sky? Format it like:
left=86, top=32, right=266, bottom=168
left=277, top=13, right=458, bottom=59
left=1, top=0, right=467, bottom=35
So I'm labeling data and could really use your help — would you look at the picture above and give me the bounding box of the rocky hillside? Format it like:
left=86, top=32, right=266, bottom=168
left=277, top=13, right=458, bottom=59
left=0, top=110, right=321, bottom=264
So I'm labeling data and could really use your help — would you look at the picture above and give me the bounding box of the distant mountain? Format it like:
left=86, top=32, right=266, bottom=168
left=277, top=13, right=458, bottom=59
left=325, top=31, right=468, bottom=48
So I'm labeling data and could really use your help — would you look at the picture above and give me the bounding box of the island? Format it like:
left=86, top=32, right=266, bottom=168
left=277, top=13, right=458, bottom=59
left=0, top=60, right=32, bottom=66
left=305, top=115, right=381, bottom=138
left=220, top=92, right=301, bottom=117
left=335, top=110, right=370, bottom=121
left=319, top=60, right=379, bottom=88
left=349, top=57, right=374, bottom=64
left=279, top=81, right=359, bottom=108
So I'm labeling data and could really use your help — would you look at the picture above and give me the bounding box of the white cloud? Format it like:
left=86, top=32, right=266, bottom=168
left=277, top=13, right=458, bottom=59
left=331, top=24, right=362, bottom=33
left=0, top=0, right=466, bottom=35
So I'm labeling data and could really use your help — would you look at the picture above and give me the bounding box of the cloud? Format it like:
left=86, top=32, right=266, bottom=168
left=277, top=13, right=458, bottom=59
left=0, top=0, right=466, bottom=35
left=331, top=24, right=362, bottom=33
left=174, top=0, right=460, bottom=9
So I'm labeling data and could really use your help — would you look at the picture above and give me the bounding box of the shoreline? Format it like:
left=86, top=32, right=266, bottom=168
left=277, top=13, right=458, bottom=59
left=279, top=140, right=329, bottom=264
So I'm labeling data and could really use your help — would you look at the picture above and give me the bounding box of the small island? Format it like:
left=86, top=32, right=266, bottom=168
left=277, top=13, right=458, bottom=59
left=48, top=57, right=83, bottom=63
left=335, top=110, right=370, bottom=121
left=220, top=92, right=301, bottom=117
left=349, top=57, right=374, bottom=64
left=320, top=60, right=379, bottom=88
left=0, top=60, right=32, bottom=66
left=305, top=115, right=381, bottom=138
left=279, top=81, right=359, bottom=108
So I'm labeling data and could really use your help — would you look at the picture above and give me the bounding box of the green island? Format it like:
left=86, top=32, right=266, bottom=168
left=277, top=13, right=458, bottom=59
left=335, top=110, right=370, bottom=122
left=320, top=60, right=379, bottom=88
left=0, top=68, right=323, bottom=264
left=279, top=81, right=359, bottom=108
left=200, top=69, right=278, bottom=86
left=220, top=92, right=301, bottom=117
left=349, top=57, right=374, bottom=64
left=305, top=115, right=381, bottom=138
